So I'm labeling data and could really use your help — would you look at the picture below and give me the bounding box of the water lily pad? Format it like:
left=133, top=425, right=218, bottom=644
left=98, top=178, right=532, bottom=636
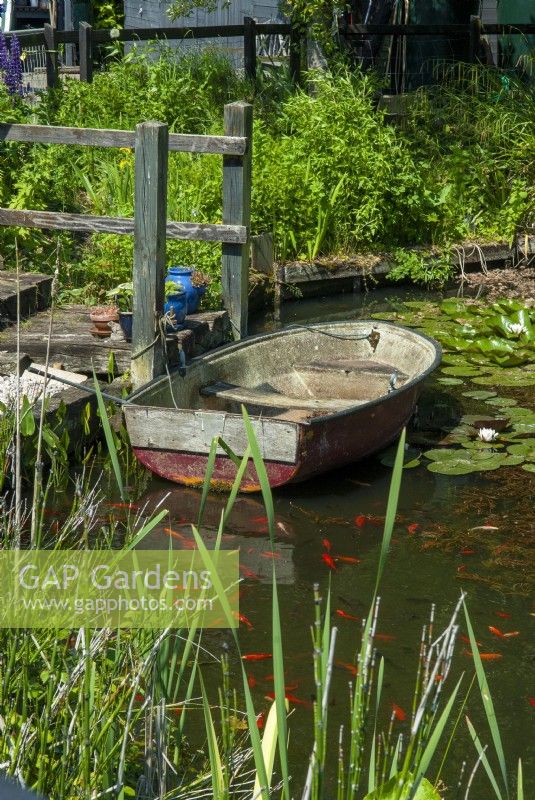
left=379, top=446, right=421, bottom=469
left=460, top=415, right=509, bottom=431
left=521, top=463, right=535, bottom=473
left=472, top=371, right=535, bottom=387
left=463, top=441, right=503, bottom=450
left=511, top=422, right=535, bottom=435
left=502, top=454, right=525, bottom=466
left=442, top=354, right=469, bottom=365
left=437, top=377, right=464, bottom=385
left=484, top=397, right=518, bottom=407
left=506, top=440, right=535, bottom=461
left=441, top=365, right=482, bottom=377
left=462, top=390, right=497, bottom=400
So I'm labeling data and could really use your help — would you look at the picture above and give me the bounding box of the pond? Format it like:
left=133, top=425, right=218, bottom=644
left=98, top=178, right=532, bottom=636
left=132, top=288, right=534, bottom=798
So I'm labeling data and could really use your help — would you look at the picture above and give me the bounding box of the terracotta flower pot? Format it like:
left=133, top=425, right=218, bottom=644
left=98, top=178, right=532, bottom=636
left=89, top=306, right=119, bottom=338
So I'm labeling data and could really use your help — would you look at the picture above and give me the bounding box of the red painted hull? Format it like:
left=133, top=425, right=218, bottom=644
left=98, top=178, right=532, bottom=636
left=132, top=385, right=419, bottom=491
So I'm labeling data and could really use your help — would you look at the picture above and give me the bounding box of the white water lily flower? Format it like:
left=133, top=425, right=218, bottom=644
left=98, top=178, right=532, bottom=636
left=478, top=427, right=498, bottom=442
left=505, top=322, right=528, bottom=336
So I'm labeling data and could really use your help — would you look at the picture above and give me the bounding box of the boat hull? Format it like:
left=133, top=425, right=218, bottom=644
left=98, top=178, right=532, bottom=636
left=130, top=383, right=419, bottom=490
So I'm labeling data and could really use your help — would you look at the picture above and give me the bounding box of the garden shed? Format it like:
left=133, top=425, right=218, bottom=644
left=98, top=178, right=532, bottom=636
left=123, top=0, right=286, bottom=68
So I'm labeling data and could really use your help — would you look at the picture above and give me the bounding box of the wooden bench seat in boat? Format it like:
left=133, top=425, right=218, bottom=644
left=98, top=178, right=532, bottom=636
left=199, top=381, right=365, bottom=412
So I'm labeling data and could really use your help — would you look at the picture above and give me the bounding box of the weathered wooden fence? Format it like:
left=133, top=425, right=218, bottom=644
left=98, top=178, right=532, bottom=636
left=5, top=18, right=304, bottom=89
left=0, top=103, right=252, bottom=388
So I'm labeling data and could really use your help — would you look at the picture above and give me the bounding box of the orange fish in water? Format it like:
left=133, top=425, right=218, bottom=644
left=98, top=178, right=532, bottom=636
left=392, top=703, right=406, bottom=722
left=163, top=527, right=186, bottom=541
left=503, top=631, right=520, bottom=638
left=496, top=611, right=511, bottom=619
left=235, top=612, right=253, bottom=630
left=374, top=633, right=396, bottom=642
left=252, top=516, right=268, bottom=524
left=239, top=564, right=259, bottom=580
left=322, top=538, right=332, bottom=552
left=277, top=521, right=291, bottom=536
left=256, top=712, right=265, bottom=729
left=461, top=548, right=477, bottom=556
left=265, top=691, right=308, bottom=706
left=354, top=515, right=367, bottom=528
left=134, top=693, right=144, bottom=702
left=528, top=698, right=535, bottom=708
left=335, top=555, right=361, bottom=565
left=335, top=660, right=358, bottom=676
left=464, top=650, right=503, bottom=661
left=488, top=625, right=505, bottom=638
left=321, top=553, right=337, bottom=571
left=407, top=523, right=419, bottom=534
left=261, top=551, right=281, bottom=559
left=247, top=674, right=257, bottom=689
left=336, top=609, right=360, bottom=621
left=108, top=502, right=140, bottom=510
left=460, top=634, right=483, bottom=647
left=242, top=653, right=272, bottom=662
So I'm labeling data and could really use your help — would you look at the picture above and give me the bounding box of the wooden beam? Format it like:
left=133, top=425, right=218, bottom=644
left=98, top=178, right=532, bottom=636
left=0, top=123, right=246, bottom=155
left=43, top=24, right=58, bottom=90
left=0, top=208, right=246, bottom=243
left=131, top=122, right=168, bottom=389
left=79, top=22, right=93, bottom=83
left=222, top=102, right=252, bottom=340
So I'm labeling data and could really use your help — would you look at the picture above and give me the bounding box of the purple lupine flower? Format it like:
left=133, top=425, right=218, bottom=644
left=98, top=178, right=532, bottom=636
left=7, top=35, right=23, bottom=95
left=0, top=31, right=9, bottom=74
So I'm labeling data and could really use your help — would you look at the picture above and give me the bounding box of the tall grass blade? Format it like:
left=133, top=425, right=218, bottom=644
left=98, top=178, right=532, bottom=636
left=463, top=601, right=509, bottom=798
left=199, top=671, right=225, bottom=800
left=413, top=675, right=463, bottom=788
left=197, top=436, right=219, bottom=528
left=92, top=370, right=125, bottom=501
left=368, top=656, right=385, bottom=794
left=374, top=427, right=406, bottom=595
left=465, top=716, right=504, bottom=800
left=517, top=759, right=523, bottom=800
left=252, top=700, right=286, bottom=800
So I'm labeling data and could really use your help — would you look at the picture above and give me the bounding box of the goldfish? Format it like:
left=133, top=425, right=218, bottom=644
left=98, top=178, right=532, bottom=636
left=261, top=551, right=281, bottom=559
left=528, top=698, right=535, bottom=708
left=242, top=653, right=272, bottom=661
left=488, top=625, right=505, bottom=638
left=335, top=660, right=358, bottom=676
left=134, top=693, right=144, bottom=702
left=252, top=516, right=268, bottom=524
left=503, top=631, right=520, bottom=638
left=322, top=538, right=332, bottom=552
left=247, top=674, right=257, bottom=689
left=277, top=521, right=291, bottom=536
left=354, top=515, right=367, bottom=528
left=256, top=712, right=265, bottom=729
left=464, top=650, right=502, bottom=661
left=336, top=609, right=360, bottom=621
left=239, top=564, right=259, bottom=580
left=108, top=502, right=139, bottom=510
left=392, top=703, right=406, bottom=722
left=374, top=633, right=396, bottom=642
left=461, top=548, right=476, bottom=555
left=335, top=555, right=361, bottom=565
left=163, top=527, right=186, bottom=541
left=321, top=553, right=337, bottom=571
left=407, top=523, right=419, bottom=534
left=236, top=612, right=253, bottom=630
left=265, top=691, right=307, bottom=706
left=460, top=634, right=482, bottom=647
left=495, top=611, right=511, bottom=619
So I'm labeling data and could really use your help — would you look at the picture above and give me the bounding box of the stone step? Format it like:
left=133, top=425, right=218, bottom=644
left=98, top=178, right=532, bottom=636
left=0, top=272, right=53, bottom=321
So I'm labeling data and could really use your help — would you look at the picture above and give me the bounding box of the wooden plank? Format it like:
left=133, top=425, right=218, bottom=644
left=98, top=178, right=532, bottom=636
left=43, top=23, right=58, bottom=90
left=93, top=24, right=247, bottom=42
left=244, top=17, right=257, bottom=81
left=0, top=208, right=246, bottom=243
left=199, top=380, right=362, bottom=411
left=131, top=121, right=168, bottom=389
left=124, top=406, right=299, bottom=463
left=0, top=123, right=246, bottom=155
left=222, top=102, right=252, bottom=340
left=79, top=22, right=93, bottom=83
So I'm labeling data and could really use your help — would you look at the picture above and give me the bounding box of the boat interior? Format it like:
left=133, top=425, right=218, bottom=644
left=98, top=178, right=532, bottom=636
left=132, top=322, right=439, bottom=423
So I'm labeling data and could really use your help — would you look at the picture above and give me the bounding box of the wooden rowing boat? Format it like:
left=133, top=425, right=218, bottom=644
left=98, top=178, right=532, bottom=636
left=124, top=321, right=441, bottom=491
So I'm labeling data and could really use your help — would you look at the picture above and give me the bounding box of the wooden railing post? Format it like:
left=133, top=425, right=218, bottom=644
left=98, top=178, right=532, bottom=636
left=243, top=17, right=257, bottom=81
left=289, top=21, right=301, bottom=85
left=469, top=15, right=482, bottom=63
left=222, top=102, right=252, bottom=340
left=131, top=121, right=168, bottom=389
left=43, top=24, right=58, bottom=89
left=79, top=22, right=93, bottom=83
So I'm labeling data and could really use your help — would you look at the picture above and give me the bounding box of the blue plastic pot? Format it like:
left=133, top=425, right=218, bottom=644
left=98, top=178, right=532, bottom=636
left=166, top=266, right=199, bottom=313
left=118, top=311, right=133, bottom=342
left=164, top=291, right=187, bottom=332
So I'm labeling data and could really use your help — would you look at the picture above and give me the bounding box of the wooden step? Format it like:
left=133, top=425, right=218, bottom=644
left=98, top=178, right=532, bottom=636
left=200, top=380, right=364, bottom=412
left=0, top=272, right=53, bottom=320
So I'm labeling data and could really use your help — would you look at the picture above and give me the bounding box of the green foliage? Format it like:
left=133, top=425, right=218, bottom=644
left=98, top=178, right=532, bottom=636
left=387, top=248, right=454, bottom=288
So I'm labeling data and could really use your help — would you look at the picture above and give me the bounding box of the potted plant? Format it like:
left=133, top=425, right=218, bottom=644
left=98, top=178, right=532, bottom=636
left=164, top=280, right=187, bottom=333
left=190, top=270, right=212, bottom=312
left=106, top=283, right=134, bottom=342
left=89, top=304, right=119, bottom=339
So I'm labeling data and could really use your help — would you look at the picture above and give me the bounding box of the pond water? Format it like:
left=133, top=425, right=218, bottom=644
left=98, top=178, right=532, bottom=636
left=129, top=289, right=535, bottom=798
